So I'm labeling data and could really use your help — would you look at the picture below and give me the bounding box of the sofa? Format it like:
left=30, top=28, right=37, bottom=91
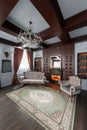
left=20, top=71, right=46, bottom=85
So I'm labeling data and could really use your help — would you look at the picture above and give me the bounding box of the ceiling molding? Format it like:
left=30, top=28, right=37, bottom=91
left=2, top=20, right=21, bottom=34
left=71, top=35, right=87, bottom=43
left=0, top=0, right=18, bottom=26
left=63, top=9, right=87, bottom=32
left=0, top=26, right=18, bottom=37
left=0, top=37, right=19, bottom=46
left=30, top=0, right=69, bottom=44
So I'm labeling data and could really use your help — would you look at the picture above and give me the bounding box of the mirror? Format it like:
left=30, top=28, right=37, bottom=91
left=50, top=55, right=61, bottom=68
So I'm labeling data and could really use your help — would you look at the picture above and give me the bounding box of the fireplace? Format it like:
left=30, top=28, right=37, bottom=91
left=49, top=68, right=62, bottom=85
left=51, top=75, right=61, bottom=81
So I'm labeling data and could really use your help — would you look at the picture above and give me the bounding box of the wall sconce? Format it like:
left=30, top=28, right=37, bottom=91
left=3, top=48, right=13, bottom=58
left=4, top=52, right=9, bottom=58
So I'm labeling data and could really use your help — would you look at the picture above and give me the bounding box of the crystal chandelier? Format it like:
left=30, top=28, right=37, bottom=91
left=17, top=21, right=42, bottom=47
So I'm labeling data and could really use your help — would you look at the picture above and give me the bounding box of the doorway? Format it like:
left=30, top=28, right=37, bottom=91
left=34, top=57, right=42, bottom=72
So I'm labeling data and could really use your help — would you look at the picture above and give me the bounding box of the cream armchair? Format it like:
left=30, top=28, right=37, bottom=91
left=59, top=76, right=82, bottom=98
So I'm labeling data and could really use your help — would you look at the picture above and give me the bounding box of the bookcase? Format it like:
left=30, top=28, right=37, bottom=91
left=77, top=52, right=87, bottom=79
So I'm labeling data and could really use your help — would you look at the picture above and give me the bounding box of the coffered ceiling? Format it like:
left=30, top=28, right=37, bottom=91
left=0, top=0, right=87, bottom=49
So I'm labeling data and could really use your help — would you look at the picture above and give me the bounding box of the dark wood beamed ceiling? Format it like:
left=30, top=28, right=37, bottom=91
left=0, top=26, right=18, bottom=37
left=2, top=20, right=20, bottom=34
left=2, top=20, right=48, bottom=47
left=63, top=9, right=87, bottom=32
left=0, top=0, right=87, bottom=47
left=2, top=20, right=55, bottom=41
left=49, top=0, right=64, bottom=27
left=30, top=0, right=69, bottom=44
left=39, top=28, right=57, bottom=40
left=0, top=38, right=19, bottom=46
left=0, top=0, right=19, bottom=47
left=71, top=35, right=87, bottom=44
left=0, top=0, right=18, bottom=26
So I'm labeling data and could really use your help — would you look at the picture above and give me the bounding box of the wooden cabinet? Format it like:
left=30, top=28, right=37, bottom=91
left=43, top=57, right=49, bottom=72
left=63, top=55, right=73, bottom=80
left=77, top=52, right=87, bottom=79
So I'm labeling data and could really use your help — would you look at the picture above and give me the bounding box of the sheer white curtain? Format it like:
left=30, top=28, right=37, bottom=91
left=17, top=50, right=30, bottom=75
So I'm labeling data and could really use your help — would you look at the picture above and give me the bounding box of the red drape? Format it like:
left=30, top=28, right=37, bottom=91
left=27, top=50, right=33, bottom=70
left=13, top=48, right=23, bottom=85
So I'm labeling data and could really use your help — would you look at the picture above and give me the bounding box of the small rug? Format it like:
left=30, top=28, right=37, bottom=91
left=7, top=86, right=76, bottom=130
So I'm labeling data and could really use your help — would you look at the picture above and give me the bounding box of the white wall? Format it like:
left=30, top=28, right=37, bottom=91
left=0, top=42, right=87, bottom=89
left=75, top=41, right=87, bottom=90
left=0, top=44, right=14, bottom=88
left=33, top=50, right=43, bottom=71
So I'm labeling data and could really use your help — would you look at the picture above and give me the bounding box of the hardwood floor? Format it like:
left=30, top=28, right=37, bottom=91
left=74, top=90, right=87, bottom=130
left=0, top=86, right=45, bottom=130
left=46, top=82, right=60, bottom=90
left=0, top=86, right=87, bottom=130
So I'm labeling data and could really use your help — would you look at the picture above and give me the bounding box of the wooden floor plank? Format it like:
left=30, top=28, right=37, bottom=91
left=74, top=90, right=87, bottom=130
left=0, top=88, right=45, bottom=130
left=0, top=86, right=87, bottom=130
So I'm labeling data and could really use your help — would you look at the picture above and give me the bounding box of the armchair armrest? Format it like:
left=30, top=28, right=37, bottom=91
left=74, top=85, right=82, bottom=90
left=70, top=85, right=81, bottom=96
left=70, top=86, right=75, bottom=95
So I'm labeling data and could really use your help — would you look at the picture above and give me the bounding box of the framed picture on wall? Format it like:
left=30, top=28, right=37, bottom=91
left=2, top=60, right=12, bottom=73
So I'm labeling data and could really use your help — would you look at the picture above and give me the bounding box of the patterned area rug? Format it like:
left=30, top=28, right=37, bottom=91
left=7, top=86, right=76, bottom=130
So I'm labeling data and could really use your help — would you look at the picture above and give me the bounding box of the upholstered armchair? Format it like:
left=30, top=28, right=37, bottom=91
left=59, top=76, right=82, bottom=100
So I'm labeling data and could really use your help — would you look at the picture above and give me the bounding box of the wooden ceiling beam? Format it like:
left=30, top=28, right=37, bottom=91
left=0, top=26, right=18, bottom=37
left=2, top=20, right=21, bottom=34
left=30, top=0, right=69, bottom=44
left=39, top=28, right=57, bottom=40
left=47, top=35, right=87, bottom=47
left=49, top=0, right=64, bottom=26
left=0, top=38, right=19, bottom=46
left=49, top=0, right=70, bottom=42
left=71, top=35, right=87, bottom=44
left=63, top=9, right=87, bottom=32
left=0, top=0, right=18, bottom=26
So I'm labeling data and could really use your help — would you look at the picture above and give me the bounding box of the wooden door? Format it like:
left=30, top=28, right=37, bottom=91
left=34, top=57, right=42, bottom=72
